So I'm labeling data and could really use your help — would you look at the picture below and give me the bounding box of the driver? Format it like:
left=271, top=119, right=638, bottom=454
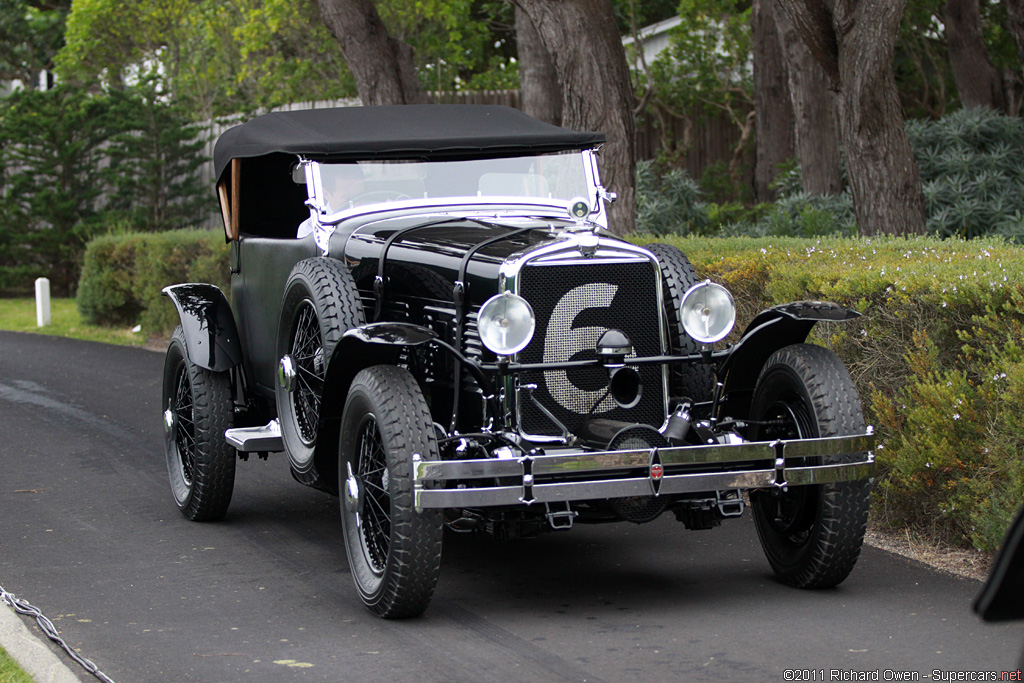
left=297, top=164, right=365, bottom=238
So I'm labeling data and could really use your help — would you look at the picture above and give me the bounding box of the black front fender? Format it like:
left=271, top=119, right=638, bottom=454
left=718, top=301, right=859, bottom=409
left=312, top=323, right=440, bottom=494
left=319, top=323, right=439, bottom=422
left=162, top=284, right=242, bottom=372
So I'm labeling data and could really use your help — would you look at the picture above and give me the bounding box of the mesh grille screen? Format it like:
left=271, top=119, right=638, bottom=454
left=518, top=261, right=665, bottom=437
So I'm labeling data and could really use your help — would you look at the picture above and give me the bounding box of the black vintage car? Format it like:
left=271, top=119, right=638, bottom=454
left=162, top=105, right=875, bottom=618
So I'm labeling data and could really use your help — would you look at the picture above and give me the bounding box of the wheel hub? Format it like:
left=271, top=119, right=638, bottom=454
left=163, top=404, right=175, bottom=433
left=344, top=462, right=363, bottom=518
left=278, top=354, right=297, bottom=392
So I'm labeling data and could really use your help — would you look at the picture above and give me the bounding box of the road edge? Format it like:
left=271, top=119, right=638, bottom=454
left=0, top=601, right=81, bottom=683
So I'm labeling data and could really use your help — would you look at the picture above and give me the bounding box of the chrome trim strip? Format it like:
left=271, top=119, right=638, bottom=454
left=532, top=450, right=653, bottom=474
left=779, top=432, right=875, bottom=459
left=415, top=458, right=525, bottom=480
left=416, top=486, right=525, bottom=508
left=784, top=461, right=877, bottom=486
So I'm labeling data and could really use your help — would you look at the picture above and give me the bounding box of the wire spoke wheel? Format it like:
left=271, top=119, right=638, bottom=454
left=162, top=326, right=235, bottom=521
left=749, top=344, right=870, bottom=589
left=276, top=258, right=365, bottom=485
left=290, top=301, right=325, bottom=446
left=172, top=364, right=197, bottom=486
left=356, top=415, right=391, bottom=572
left=339, top=366, right=443, bottom=618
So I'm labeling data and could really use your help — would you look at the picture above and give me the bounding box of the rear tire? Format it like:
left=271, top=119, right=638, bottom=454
left=162, top=326, right=235, bottom=521
left=339, top=366, right=443, bottom=618
left=749, top=344, right=870, bottom=588
left=277, top=258, right=365, bottom=484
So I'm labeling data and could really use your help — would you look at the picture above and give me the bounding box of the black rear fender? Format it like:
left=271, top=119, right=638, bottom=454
left=162, top=284, right=242, bottom=373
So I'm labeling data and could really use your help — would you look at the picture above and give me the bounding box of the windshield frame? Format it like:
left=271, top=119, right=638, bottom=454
left=305, top=149, right=604, bottom=225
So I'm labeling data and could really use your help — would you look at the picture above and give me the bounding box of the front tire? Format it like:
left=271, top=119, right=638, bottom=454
left=749, top=344, right=870, bottom=588
left=162, top=326, right=235, bottom=521
left=339, top=366, right=443, bottom=618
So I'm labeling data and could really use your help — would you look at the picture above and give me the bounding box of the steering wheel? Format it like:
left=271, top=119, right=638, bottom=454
left=350, top=190, right=411, bottom=205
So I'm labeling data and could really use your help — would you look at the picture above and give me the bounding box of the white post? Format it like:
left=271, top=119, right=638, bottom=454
left=35, top=277, right=50, bottom=327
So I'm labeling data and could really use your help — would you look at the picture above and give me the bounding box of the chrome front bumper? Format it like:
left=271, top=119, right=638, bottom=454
left=413, top=431, right=875, bottom=510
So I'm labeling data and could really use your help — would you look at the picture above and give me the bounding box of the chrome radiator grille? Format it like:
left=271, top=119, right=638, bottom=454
left=517, top=260, right=665, bottom=438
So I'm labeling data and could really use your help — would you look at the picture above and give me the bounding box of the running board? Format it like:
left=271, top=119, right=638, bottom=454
left=224, top=419, right=284, bottom=452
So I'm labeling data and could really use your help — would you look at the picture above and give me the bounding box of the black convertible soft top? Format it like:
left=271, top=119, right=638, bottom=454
left=213, top=104, right=606, bottom=183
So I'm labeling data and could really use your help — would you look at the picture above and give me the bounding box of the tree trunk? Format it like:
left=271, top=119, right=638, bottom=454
left=945, top=0, right=1005, bottom=111
left=512, top=0, right=636, bottom=236
left=752, top=0, right=795, bottom=202
left=776, top=0, right=925, bottom=236
left=515, top=6, right=562, bottom=126
left=1006, top=0, right=1024, bottom=67
left=775, top=0, right=842, bottom=196
left=316, top=0, right=424, bottom=106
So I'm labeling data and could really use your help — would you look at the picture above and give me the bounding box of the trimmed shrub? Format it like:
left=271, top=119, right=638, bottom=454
left=77, top=229, right=230, bottom=336
left=631, top=234, right=1024, bottom=552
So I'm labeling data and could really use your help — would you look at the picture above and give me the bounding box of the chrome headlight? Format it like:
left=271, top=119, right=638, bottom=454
left=680, top=280, right=736, bottom=344
left=478, top=292, right=535, bottom=355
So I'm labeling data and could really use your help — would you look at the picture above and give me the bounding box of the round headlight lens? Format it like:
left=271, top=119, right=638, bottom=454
left=680, top=280, right=736, bottom=344
left=478, top=292, right=535, bottom=356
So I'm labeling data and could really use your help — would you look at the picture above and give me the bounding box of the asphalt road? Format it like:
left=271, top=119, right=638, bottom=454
left=0, top=329, right=1021, bottom=682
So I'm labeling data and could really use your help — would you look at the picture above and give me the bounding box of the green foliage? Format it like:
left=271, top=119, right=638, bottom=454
left=0, top=82, right=216, bottom=296
left=105, top=79, right=209, bottom=231
left=646, top=0, right=752, bottom=116
left=0, top=84, right=114, bottom=296
left=0, top=297, right=148, bottom=346
left=0, top=0, right=68, bottom=85
left=231, top=0, right=355, bottom=111
left=896, top=0, right=953, bottom=119
left=76, top=229, right=229, bottom=336
left=629, top=234, right=1024, bottom=552
left=57, top=0, right=520, bottom=114
left=378, top=0, right=513, bottom=93
left=612, top=0, right=679, bottom=34
left=0, top=643, right=35, bottom=683
left=57, top=0, right=252, bottom=118
left=753, top=192, right=857, bottom=238
left=907, top=107, right=1024, bottom=240
left=896, top=0, right=1020, bottom=118
left=635, top=160, right=709, bottom=235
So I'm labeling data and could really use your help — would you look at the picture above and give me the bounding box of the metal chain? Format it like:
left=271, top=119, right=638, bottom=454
left=0, top=584, right=116, bottom=683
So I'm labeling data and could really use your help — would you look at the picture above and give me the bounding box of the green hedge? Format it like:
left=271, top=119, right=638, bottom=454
left=633, top=234, right=1024, bottom=552
left=76, top=229, right=230, bottom=336
left=77, top=229, right=1022, bottom=552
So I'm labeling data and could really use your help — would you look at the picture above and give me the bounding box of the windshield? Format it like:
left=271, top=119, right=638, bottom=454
left=313, top=151, right=592, bottom=217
